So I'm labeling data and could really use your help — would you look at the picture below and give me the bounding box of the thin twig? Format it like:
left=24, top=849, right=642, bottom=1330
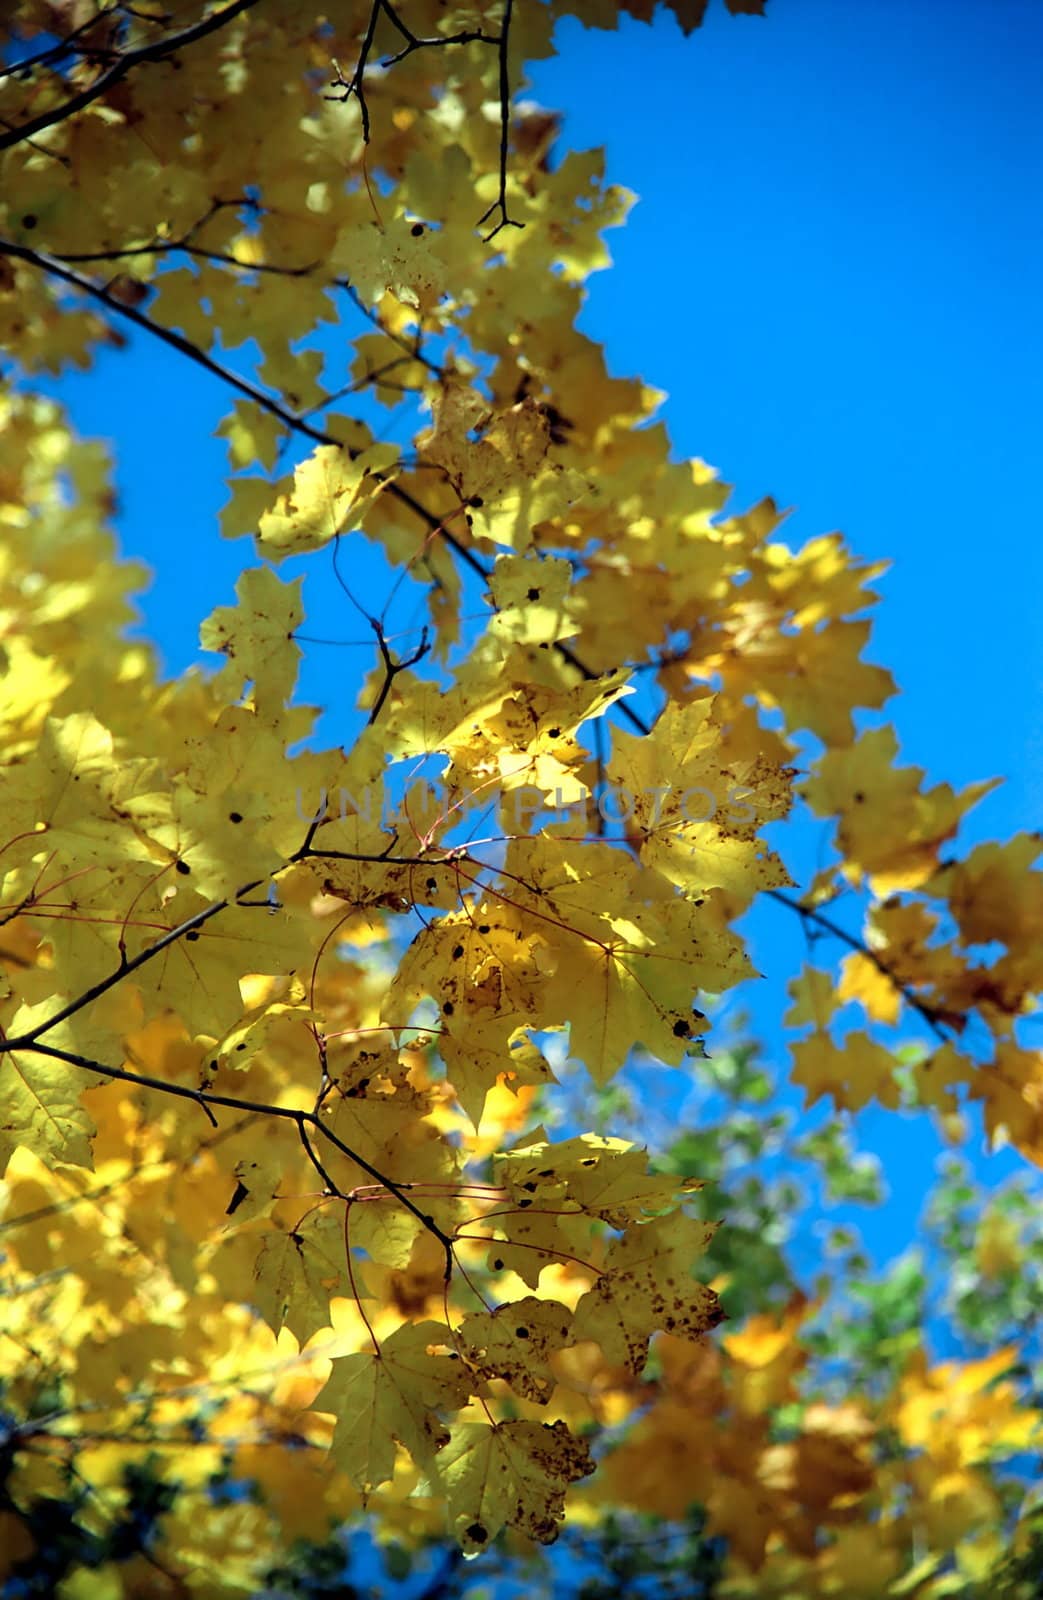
left=378, top=0, right=496, bottom=70
left=297, top=1120, right=345, bottom=1198
left=337, top=278, right=444, bottom=380
left=58, top=239, right=318, bottom=278
left=1, top=236, right=654, bottom=740
left=325, top=0, right=383, bottom=144
left=0, top=817, right=442, bottom=1057
left=368, top=617, right=430, bottom=724
left=766, top=888, right=958, bottom=1040
left=0, top=237, right=334, bottom=446
left=477, top=0, right=524, bottom=242
left=0, top=12, right=120, bottom=82
left=325, top=0, right=496, bottom=143
left=0, top=890, right=249, bottom=1050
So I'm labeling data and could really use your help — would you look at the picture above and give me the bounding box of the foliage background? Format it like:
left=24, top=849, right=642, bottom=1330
left=35, top=0, right=1043, bottom=1298
left=3, top=0, right=1043, bottom=1595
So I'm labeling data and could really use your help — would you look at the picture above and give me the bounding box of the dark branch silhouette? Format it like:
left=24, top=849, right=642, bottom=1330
left=15, top=1038, right=456, bottom=1279
left=325, top=0, right=497, bottom=145
left=0, top=0, right=262, bottom=155
left=477, top=0, right=525, bottom=242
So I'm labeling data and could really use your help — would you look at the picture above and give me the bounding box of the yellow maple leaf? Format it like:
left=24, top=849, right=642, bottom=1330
left=804, top=726, right=999, bottom=891
left=973, top=1042, right=1043, bottom=1163
left=837, top=950, right=901, bottom=1024
left=199, top=565, right=303, bottom=721
left=457, top=1297, right=574, bottom=1404
left=0, top=1034, right=94, bottom=1168
left=423, top=1417, right=594, bottom=1551
left=572, top=1211, right=723, bottom=1374
left=319, top=1319, right=472, bottom=1493
left=256, top=442, right=398, bottom=557
left=487, top=552, right=577, bottom=645
left=784, top=966, right=837, bottom=1029
left=791, top=1031, right=901, bottom=1112
left=498, top=1131, right=703, bottom=1227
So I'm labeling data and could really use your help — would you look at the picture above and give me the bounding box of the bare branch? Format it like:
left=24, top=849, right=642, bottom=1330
left=367, top=617, right=431, bottom=725
left=766, top=888, right=959, bottom=1041
left=0, top=0, right=262, bottom=155
left=0, top=236, right=334, bottom=446
left=476, top=0, right=525, bottom=242
left=325, top=0, right=383, bottom=145
left=325, top=0, right=497, bottom=143
left=297, top=1119, right=345, bottom=1199
left=20, top=1039, right=455, bottom=1274
left=377, top=0, right=497, bottom=70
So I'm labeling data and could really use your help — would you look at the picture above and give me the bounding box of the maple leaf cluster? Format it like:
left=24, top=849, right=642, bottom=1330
left=0, top=1, right=1040, bottom=1594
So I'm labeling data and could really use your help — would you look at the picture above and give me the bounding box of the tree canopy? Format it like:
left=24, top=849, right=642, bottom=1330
left=1, top=2, right=1041, bottom=1595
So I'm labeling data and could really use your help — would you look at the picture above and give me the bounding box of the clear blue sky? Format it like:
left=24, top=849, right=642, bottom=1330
left=36, top=0, right=1043, bottom=1309
left=529, top=0, right=1043, bottom=1287
left=531, top=0, right=1043, bottom=825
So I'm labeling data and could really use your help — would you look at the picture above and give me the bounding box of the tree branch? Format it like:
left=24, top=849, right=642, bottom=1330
left=476, top=0, right=524, bottom=242
left=20, top=1039, right=455, bottom=1275
left=367, top=613, right=430, bottom=725
left=0, top=236, right=337, bottom=444
left=0, top=829, right=452, bottom=1055
left=0, top=889, right=250, bottom=1050
left=325, top=0, right=497, bottom=144
left=766, top=888, right=959, bottom=1040
left=57, top=239, right=317, bottom=279
left=0, top=11, right=121, bottom=84
left=0, top=0, right=262, bottom=155
left=0, top=241, right=961, bottom=1044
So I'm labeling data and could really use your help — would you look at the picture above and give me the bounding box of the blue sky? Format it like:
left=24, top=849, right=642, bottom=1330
left=528, top=0, right=1043, bottom=1287
left=37, top=0, right=1043, bottom=1310
left=530, top=0, right=1043, bottom=823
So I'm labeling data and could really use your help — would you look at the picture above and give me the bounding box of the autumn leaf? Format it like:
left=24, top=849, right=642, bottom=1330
left=0, top=2, right=1040, bottom=1592
left=457, top=1297, right=575, bottom=1403
left=256, top=443, right=399, bottom=558
left=791, top=1031, right=902, bottom=1114
left=422, top=1417, right=595, bottom=1550
left=319, top=1320, right=472, bottom=1492
left=0, top=1040, right=95, bottom=1169
left=572, top=1211, right=724, bottom=1374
